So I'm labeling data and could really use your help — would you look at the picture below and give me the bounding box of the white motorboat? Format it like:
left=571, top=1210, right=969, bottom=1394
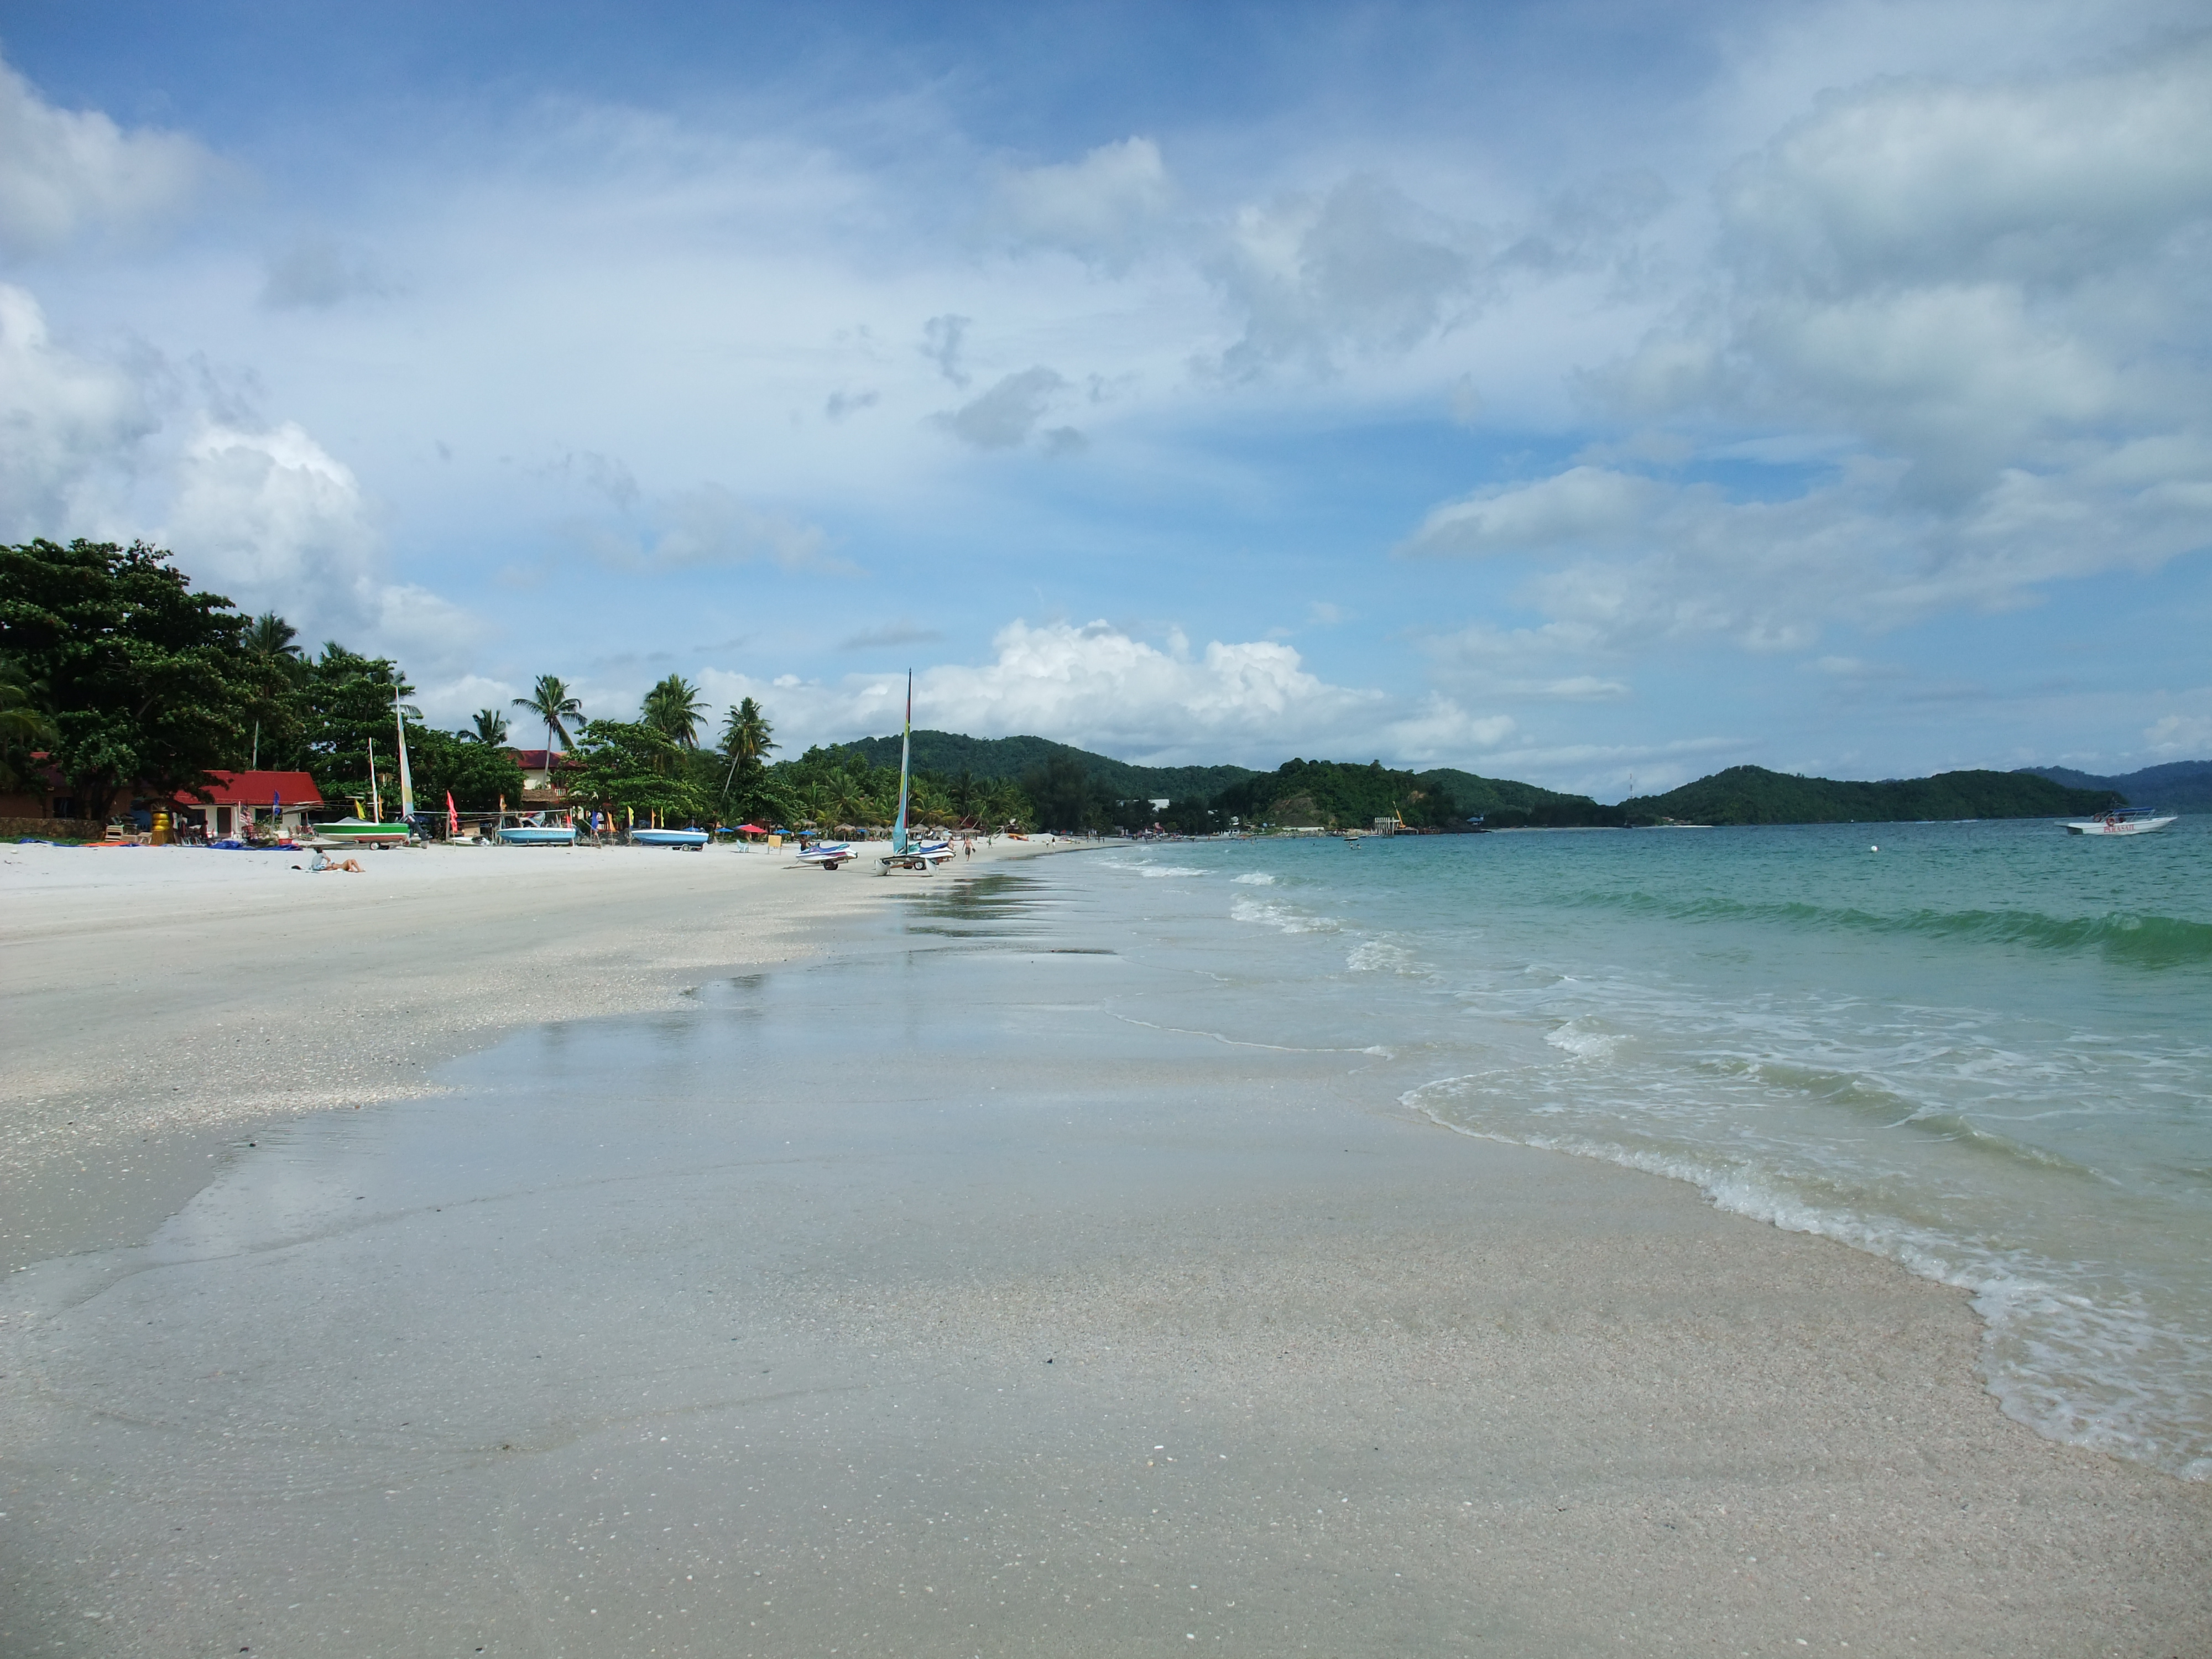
left=2064, top=807, right=2177, bottom=836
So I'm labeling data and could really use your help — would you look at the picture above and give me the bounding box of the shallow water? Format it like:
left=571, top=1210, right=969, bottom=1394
left=1094, top=816, right=2212, bottom=1479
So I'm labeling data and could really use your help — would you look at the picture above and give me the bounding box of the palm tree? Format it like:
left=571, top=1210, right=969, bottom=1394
left=716, top=697, right=774, bottom=796
left=468, top=708, right=509, bottom=746
left=0, top=655, right=58, bottom=794
left=512, top=675, right=583, bottom=754
left=244, top=612, right=301, bottom=664
left=641, top=674, right=707, bottom=749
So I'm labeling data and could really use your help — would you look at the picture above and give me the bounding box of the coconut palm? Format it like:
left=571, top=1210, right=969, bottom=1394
left=512, top=675, right=583, bottom=754
left=467, top=708, right=509, bottom=746
left=718, top=697, right=775, bottom=769
left=641, top=674, right=707, bottom=749
left=0, top=654, right=58, bottom=794
left=244, top=612, right=301, bottom=664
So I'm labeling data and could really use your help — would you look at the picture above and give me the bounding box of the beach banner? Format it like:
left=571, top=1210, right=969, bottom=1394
left=447, top=791, right=459, bottom=836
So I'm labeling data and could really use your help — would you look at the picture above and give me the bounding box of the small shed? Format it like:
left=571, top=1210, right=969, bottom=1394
left=176, top=770, right=325, bottom=839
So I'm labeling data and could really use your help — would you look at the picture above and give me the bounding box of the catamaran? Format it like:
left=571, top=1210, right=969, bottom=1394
left=314, top=726, right=415, bottom=845
left=878, top=672, right=956, bottom=875
left=2064, top=806, right=2178, bottom=836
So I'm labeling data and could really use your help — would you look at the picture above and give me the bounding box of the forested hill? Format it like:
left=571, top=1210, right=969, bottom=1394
left=1624, top=766, right=2121, bottom=826
left=1210, top=758, right=1619, bottom=830
left=2018, top=760, right=2211, bottom=815
left=839, top=730, right=1255, bottom=802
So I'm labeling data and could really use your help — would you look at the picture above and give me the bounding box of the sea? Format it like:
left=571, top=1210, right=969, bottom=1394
left=1089, top=815, right=2212, bottom=1481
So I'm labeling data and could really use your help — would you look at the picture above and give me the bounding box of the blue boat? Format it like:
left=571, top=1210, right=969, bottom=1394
left=496, top=812, right=577, bottom=847
left=632, top=827, right=708, bottom=850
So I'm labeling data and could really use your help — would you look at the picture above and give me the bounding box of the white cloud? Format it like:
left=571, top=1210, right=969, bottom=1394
left=0, top=53, right=213, bottom=255
left=1207, top=174, right=1480, bottom=377
left=699, top=618, right=1395, bottom=765
left=2142, top=706, right=2212, bottom=757
left=996, top=136, right=1173, bottom=270
left=0, top=283, right=155, bottom=537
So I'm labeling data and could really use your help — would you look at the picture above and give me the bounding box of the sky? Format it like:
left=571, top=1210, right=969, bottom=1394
left=1, top=0, right=2207, bottom=796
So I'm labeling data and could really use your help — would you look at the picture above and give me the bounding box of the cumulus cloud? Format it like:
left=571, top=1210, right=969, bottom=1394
left=1407, top=40, right=2212, bottom=660
left=0, top=53, right=214, bottom=255
left=995, top=136, right=1173, bottom=269
left=0, top=284, right=156, bottom=536
left=698, top=619, right=1407, bottom=765
left=936, top=366, right=1070, bottom=450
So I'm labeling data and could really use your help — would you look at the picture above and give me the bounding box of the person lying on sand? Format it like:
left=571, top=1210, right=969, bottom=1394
left=309, top=849, right=363, bottom=873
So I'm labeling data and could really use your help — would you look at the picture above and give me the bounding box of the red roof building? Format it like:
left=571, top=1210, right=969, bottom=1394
left=173, top=770, right=325, bottom=839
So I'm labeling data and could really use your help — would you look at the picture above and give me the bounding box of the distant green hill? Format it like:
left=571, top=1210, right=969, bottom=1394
left=2018, top=760, right=2210, bottom=815
left=839, top=730, right=1255, bottom=803
left=1211, top=758, right=1459, bottom=829
left=1625, top=765, right=2120, bottom=826
left=1415, top=768, right=1623, bottom=827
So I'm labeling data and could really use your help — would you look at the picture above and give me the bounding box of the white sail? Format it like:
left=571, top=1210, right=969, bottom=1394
left=393, top=679, right=416, bottom=821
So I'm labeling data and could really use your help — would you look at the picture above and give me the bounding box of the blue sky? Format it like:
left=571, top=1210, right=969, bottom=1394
left=2, top=0, right=2206, bottom=794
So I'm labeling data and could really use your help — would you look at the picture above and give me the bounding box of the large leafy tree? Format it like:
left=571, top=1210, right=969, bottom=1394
left=567, top=718, right=708, bottom=824
left=408, top=727, right=526, bottom=813
left=0, top=652, right=60, bottom=795
left=291, top=644, right=415, bottom=810
left=0, top=538, right=258, bottom=822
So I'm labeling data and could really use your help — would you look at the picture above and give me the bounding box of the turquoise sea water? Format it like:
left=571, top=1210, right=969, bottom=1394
left=1084, top=817, right=2212, bottom=1479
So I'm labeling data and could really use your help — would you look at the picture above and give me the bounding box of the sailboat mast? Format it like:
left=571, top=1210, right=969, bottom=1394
left=393, top=677, right=415, bottom=821
left=368, top=735, right=381, bottom=823
left=893, top=671, right=912, bottom=854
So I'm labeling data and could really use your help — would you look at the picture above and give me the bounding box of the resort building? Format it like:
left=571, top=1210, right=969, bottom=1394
left=509, top=749, right=580, bottom=806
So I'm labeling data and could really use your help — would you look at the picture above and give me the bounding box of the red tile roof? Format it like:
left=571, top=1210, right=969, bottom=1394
left=176, top=770, right=326, bottom=807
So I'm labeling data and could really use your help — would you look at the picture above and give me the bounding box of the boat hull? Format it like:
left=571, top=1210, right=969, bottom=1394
left=2064, top=815, right=2177, bottom=836
left=498, top=826, right=577, bottom=846
left=632, top=828, right=708, bottom=849
left=315, top=820, right=414, bottom=847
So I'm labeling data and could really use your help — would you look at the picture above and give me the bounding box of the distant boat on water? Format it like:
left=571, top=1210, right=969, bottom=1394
left=2064, top=807, right=2177, bottom=836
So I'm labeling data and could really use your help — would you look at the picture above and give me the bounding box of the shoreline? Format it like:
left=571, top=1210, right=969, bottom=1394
left=0, top=836, right=1077, bottom=1273
left=3, top=841, right=2207, bottom=1653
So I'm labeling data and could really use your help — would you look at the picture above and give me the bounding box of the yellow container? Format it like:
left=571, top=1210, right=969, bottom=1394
left=150, top=810, right=172, bottom=846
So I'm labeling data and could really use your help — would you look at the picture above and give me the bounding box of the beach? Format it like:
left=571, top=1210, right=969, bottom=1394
left=2, top=840, right=2207, bottom=1656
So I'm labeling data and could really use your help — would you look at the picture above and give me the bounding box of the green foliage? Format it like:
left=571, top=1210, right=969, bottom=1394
left=1624, top=765, right=2121, bottom=826
left=642, top=674, right=706, bottom=748
left=1211, top=758, right=1463, bottom=831
left=713, top=696, right=778, bottom=821
left=468, top=708, right=509, bottom=747
left=0, top=651, right=60, bottom=793
left=1413, top=768, right=1620, bottom=826
left=566, top=718, right=709, bottom=822
left=281, top=643, right=415, bottom=806
left=407, top=726, right=525, bottom=813
left=0, top=538, right=262, bottom=821
left=840, top=729, right=1253, bottom=804
left=512, top=674, right=583, bottom=752
left=2020, top=761, right=2205, bottom=814
left=1020, top=753, right=1112, bottom=832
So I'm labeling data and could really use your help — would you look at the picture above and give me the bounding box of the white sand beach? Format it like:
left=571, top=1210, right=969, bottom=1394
left=2, top=839, right=2206, bottom=1656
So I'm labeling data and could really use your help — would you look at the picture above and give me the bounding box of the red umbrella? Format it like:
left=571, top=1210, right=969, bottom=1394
left=734, top=822, right=767, bottom=833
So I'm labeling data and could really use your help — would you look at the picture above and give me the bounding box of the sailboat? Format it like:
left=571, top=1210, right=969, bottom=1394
left=877, top=672, right=956, bottom=875
left=315, top=715, right=416, bottom=846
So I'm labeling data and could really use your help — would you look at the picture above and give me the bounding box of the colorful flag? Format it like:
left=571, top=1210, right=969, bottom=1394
left=446, top=790, right=459, bottom=836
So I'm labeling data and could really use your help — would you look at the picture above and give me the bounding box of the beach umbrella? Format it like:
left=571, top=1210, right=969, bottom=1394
left=735, top=822, right=766, bottom=833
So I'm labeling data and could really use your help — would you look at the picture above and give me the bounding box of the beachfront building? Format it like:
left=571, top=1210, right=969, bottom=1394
left=174, top=770, right=325, bottom=840
left=508, top=749, right=580, bottom=806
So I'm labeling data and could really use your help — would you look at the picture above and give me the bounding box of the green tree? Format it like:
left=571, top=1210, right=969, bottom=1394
left=408, top=727, right=526, bottom=813
left=512, top=674, right=583, bottom=755
left=567, top=718, right=708, bottom=825
left=714, top=695, right=777, bottom=820
left=291, top=644, right=416, bottom=810
left=0, top=653, right=60, bottom=795
left=0, top=538, right=258, bottom=822
left=467, top=708, right=509, bottom=746
left=641, top=674, right=707, bottom=748
left=1020, top=754, right=1108, bottom=832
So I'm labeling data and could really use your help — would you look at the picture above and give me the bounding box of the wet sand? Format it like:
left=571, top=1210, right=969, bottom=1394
left=2, top=854, right=2206, bottom=1656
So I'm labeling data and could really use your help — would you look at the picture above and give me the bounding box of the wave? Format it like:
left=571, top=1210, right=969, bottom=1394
left=1232, top=872, right=1276, bottom=885
left=1568, top=890, right=2212, bottom=969
left=1229, top=896, right=1339, bottom=934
